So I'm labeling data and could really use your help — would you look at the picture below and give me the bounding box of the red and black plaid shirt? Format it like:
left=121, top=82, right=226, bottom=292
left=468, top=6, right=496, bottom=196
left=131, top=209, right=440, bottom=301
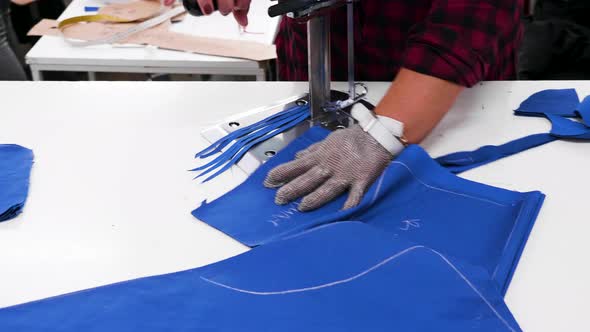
left=275, top=0, right=524, bottom=87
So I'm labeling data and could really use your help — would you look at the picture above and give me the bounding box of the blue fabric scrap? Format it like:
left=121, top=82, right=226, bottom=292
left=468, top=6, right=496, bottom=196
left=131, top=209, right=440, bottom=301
left=546, top=114, right=590, bottom=138
left=575, top=95, right=590, bottom=126
left=436, top=133, right=558, bottom=173
left=438, top=89, right=590, bottom=173
left=0, top=144, right=34, bottom=222
left=514, top=88, right=579, bottom=117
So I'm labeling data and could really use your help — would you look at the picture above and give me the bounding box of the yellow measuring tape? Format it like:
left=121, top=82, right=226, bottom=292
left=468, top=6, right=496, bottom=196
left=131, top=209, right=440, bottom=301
left=56, top=5, right=185, bottom=47
left=57, top=14, right=142, bottom=30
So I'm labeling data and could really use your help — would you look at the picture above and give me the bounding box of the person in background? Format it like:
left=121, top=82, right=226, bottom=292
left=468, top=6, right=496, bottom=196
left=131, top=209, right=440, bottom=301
left=9, top=0, right=61, bottom=47
left=191, top=0, right=524, bottom=211
left=0, top=0, right=26, bottom=80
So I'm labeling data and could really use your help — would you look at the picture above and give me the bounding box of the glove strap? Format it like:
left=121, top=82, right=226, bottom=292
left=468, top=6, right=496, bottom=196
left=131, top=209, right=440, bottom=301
left=351, top=105, right=407, bottom=156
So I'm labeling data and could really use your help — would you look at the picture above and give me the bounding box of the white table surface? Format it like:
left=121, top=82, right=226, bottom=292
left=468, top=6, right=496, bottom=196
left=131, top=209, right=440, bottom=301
left=25, top=0, right=280, bottom=79
left=0, top=81, right=589, bottom=331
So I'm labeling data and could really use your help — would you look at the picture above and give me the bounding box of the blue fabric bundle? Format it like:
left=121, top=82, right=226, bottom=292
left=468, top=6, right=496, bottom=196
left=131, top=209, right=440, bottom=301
left=193, top=126, right=544, bottom=294
left=0, top=222, right=522, bottom=332
left=0, top=144, right=34, bottom=222
left=438, top=89, right=590, bottom=173
left=513, top=88, right=580, bottom=117
left=514, top=89, right=590, bottom=139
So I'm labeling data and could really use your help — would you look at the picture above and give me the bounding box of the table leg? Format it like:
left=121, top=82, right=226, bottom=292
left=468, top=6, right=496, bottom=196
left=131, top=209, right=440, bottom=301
left=31, top=68, right=43, bottom=81
left=256, top=69, right=266, bottom=81
left=88, top=72, right=97, bottom=81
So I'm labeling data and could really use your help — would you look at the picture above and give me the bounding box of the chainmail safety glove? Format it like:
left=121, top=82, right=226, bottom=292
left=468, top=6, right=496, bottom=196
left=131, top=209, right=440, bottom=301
left=263, top=124, right=394, bottom=212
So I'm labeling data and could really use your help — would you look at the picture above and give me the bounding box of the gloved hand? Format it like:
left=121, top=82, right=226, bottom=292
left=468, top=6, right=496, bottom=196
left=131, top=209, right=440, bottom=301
left=264, top=124, right=393, bottom=212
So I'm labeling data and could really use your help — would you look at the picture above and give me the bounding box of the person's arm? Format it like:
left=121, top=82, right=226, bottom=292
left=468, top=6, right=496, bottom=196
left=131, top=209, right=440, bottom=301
left=267, top=0, right=522, bottom=212
left=375, top=68, right=463, bottom=144
left=401, top=0, right=522, bottom=87
left=378, top=0, right=521, bottom=142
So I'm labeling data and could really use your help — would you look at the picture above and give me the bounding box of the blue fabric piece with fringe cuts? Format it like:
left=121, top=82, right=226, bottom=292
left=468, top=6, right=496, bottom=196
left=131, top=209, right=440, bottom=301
left=192, top=89, right=590, bottom=294
left=0, top=144, right=34, bottom=222
left=0, top=222, right=522, bottom=332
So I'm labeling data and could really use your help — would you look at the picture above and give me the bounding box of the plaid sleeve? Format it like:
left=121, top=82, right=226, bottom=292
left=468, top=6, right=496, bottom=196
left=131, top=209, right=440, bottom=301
left=402, top=0, right=523, bottom=87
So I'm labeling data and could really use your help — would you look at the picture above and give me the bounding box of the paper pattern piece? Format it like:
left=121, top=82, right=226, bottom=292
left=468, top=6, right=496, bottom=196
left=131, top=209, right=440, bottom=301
left=27, top=1, right=276, bottom=61
left=97, top=0, right=162, bottom=21
left=0, top=222, right=522, bottom=331
left=0, top=145, right=34, bottom=222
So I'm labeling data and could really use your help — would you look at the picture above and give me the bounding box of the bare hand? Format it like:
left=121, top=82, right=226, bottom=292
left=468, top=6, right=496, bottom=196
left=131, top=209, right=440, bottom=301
left=11, top=0, right=37, bottom=6
left=196, top=0, right=251, bottom=26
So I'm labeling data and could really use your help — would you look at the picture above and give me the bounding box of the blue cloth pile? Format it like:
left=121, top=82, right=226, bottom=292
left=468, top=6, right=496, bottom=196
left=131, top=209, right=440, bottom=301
left=0, top=144, right=33, bottom=222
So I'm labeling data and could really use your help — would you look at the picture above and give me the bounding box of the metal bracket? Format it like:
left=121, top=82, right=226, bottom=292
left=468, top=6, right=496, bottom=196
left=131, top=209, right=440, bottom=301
left=198, top=0, right=368, bottom=176
left=200, top=94, right=310, bottom=175
left=270, top=0, right=362, bottom=128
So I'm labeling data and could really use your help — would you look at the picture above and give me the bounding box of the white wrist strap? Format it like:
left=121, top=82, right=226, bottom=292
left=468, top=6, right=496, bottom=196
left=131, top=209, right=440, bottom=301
left=351, top=105, right=406, bottom=156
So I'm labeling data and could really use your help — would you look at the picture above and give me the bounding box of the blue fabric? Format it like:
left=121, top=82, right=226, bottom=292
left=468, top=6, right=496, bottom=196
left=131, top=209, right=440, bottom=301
left=576, top=96, right=590, bottom=126
left=0, top=144, right=34, bottom=222
left=437, top=88, right=590, bottom=174
left=436, top=133, right=558, bottom=173
left=514, top=88, right=579, bottom=117
left=546, top=114, right=590, bottom=138
left=193, top=127, right=544, bottom=294
left=192, top=105, right=310, bottom=182
left=0, top=222, right=522, bottom=332
left=511, top=88, right=590, bottom=138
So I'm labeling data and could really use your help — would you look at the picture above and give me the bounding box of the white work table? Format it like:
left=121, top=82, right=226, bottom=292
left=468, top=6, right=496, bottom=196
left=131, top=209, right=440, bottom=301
left=0, top=81, right=588, bottom=331
left=25, top=0, right=279, bottom=80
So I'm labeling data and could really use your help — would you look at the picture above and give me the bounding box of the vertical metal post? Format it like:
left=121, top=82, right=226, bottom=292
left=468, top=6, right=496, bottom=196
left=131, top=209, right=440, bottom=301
left=307, top=15, right=331, bottom=124
left=347, top=0, right=355, bottom=99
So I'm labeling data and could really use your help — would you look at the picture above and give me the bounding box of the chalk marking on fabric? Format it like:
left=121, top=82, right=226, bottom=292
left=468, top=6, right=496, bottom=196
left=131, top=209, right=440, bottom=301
left=201, top=246, right=423, bottom=295
left=369, top=169, right=387, bottom=205
left=430, top=250, right=518, bottom=332
left=201, top=245, right=518, bottom=332
left=267, top=203, right=300, bottom=227
left=391, top=161, right=508, bottom=207
left=399, top=219, right=421, bottom=231
left=491, top=202, right=524, bottom=280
